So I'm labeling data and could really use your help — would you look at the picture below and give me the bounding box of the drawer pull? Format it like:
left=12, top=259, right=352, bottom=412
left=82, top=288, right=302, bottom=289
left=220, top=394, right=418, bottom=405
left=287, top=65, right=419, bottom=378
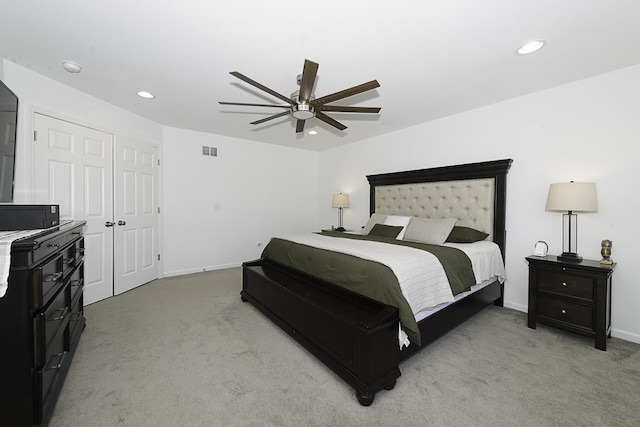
left=562, top=282, right=567, bottom=286
left=48, top=242, right=60, bottom=248
left=78, top=248, right=85, bottom=254
left=45, top=352, right=66, bottom=371
left=561, top=309, right=567, bottom=314
left=52, top=307, right=69, bottom=321
left=45, top=272, right=63, bottom=282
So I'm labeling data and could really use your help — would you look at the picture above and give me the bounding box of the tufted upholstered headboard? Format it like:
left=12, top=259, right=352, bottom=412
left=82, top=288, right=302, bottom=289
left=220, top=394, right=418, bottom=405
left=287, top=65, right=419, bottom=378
left=366, top=159, right=512, bottom=259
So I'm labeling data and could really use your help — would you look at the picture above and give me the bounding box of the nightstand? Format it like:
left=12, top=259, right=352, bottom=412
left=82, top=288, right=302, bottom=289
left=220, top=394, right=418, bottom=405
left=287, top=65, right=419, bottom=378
left=526, top=255, right=615, bottom=351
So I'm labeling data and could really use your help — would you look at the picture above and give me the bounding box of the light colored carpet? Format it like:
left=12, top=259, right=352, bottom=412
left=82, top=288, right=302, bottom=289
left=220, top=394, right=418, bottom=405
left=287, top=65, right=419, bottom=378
left=49, top=268, right=640, bottom=426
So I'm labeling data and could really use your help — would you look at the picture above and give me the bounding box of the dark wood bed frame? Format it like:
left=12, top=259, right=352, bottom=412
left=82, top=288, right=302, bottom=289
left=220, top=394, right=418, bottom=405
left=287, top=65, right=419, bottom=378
left=241, top=159, right=512, bottom=405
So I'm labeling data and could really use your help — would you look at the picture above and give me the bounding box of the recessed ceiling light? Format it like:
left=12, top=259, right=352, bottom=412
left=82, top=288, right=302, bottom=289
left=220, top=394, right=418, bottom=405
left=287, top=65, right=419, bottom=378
left=136, top=91, right=155, bottom=99
left=308, top=130, right=318, bottom=135
left=517, top=40, right=545, bottom=55
left=61, top=60, right=82, bottom=73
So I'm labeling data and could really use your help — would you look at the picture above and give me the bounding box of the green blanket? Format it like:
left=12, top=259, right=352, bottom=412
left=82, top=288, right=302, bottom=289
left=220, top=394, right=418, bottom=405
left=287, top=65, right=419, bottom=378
left=261, top=231, right=476, bottom=346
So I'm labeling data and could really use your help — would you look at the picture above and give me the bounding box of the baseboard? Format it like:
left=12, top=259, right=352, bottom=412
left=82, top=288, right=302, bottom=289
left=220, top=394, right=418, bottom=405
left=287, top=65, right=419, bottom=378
left=503, top=300, right=527, bottom=313
left=611, top=328, right=640, bottom=345
left=163, top=262, right=242, bottom=278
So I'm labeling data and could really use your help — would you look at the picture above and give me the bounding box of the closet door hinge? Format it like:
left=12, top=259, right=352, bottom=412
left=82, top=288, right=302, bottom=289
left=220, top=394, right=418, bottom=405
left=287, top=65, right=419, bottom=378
left=34, top=130, right=37, bottom=141
left=157, top=207, right=160, bottom=214
left=157, top=254, right=161, bottom=261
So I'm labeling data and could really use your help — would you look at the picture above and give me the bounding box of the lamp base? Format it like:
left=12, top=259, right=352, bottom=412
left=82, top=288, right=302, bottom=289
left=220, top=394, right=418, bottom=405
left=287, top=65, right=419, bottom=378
left=557, top=252, right=582, bottom=262
left=335, top=227, right=346, bottom=232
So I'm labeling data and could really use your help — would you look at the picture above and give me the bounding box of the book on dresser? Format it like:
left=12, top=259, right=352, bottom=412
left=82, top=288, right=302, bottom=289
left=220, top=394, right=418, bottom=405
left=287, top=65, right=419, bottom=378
left=0, top=221, right=86, bottom=426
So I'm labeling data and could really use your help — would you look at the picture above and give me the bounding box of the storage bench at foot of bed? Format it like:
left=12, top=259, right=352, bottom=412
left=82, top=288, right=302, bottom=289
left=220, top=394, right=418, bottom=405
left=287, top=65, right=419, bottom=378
left=241, top=258, right=401, bottom=406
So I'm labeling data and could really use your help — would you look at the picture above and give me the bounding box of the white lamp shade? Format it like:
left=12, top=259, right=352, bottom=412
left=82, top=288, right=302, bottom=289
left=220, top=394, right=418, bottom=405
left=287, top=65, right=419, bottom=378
left=331, top=193, right=350, bottom=208
left=545, top=182, right=598, bottom=212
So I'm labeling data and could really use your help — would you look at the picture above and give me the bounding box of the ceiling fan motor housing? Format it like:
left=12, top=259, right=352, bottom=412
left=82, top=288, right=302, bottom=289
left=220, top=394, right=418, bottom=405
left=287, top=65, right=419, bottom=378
left=291, top=100, right=315, bottom=120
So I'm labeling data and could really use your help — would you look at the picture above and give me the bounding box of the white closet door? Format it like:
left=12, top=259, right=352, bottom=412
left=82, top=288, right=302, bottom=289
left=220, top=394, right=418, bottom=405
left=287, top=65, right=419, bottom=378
left=34, top=113, right=114, bottom=305
left=113, top=137, right=159, bottom=295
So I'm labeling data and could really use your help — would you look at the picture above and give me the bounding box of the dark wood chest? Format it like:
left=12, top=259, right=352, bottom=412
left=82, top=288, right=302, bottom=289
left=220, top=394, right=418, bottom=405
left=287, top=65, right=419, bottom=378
left=526, top=255, right=615, bottom=350
left=0, top=221, right=86, bottom=426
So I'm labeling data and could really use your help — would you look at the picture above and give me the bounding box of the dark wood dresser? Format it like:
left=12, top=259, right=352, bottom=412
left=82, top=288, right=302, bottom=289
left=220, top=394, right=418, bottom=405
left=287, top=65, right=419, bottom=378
left=526, top=255, right=615, bottom=350
left=0, top=221, right=86, bottom=426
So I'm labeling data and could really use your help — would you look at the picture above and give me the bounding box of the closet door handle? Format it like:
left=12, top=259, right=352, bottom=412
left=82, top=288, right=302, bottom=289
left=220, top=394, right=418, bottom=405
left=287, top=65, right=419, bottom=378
left=117, top=220, right=126, bottom=226
left=105, top=221, right=115, bottom=227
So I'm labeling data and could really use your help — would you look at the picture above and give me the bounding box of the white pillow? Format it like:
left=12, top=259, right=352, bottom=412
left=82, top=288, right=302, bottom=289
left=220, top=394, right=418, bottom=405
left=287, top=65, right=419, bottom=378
left=404, top=217, right=457, bottom=245
left=362, top=213, right=387, bottom=235
left=383, top=215, right=412, bottom=239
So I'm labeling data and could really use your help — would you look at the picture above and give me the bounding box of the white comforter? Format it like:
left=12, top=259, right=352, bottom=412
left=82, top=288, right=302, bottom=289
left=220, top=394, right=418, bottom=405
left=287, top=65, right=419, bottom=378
left=275, top=233, right=505, bottom=317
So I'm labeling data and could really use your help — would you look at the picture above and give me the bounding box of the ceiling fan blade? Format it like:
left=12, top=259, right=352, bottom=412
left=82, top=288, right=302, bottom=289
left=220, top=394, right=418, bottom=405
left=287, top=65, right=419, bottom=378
left=229, top=71, right=294, bottom=105
left=296, top=120, right=306, bottom=133
left=315, top=112, right=347, bottom=131
left=250, top=111, right=291, bottom=125
left=311, top=80, right=380, bottom=107
left=219, top=101, right=289, bottom=108
left=317, top=105, right=381, bottom=113
left=298, top=60, right=319, bottom=104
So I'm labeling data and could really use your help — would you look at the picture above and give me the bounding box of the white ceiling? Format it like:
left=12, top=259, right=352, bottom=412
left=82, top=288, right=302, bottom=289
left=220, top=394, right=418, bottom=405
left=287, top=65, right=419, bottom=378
left=2, top=1, right=639, bottom=151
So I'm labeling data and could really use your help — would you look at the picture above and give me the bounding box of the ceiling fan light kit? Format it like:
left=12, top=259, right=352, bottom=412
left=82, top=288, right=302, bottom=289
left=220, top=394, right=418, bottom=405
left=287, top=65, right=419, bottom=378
left=220, top=59, right=380, bottom=134
left=291, top=103, right=314, bottom=120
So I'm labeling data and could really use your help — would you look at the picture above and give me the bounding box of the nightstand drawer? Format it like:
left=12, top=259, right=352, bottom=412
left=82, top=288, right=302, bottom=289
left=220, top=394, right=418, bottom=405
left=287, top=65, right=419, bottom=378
left=537, top=295, right=593, bottom=330
left=537, top=268, right=593, bottom=300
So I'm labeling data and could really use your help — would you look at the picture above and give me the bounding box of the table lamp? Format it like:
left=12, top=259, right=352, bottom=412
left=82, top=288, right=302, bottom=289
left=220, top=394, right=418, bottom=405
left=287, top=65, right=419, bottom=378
left=545, top=181, right=598, bottom=262
left=331, top=193, right=349, bottom=232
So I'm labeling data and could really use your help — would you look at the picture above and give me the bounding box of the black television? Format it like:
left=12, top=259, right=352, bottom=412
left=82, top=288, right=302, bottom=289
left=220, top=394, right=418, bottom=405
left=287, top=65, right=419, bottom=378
left=0, top=80, right=18, bottom=202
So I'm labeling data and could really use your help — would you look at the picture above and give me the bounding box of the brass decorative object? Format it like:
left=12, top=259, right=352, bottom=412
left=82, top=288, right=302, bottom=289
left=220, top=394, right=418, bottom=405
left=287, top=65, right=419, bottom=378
left=600, top=239, right=613, bottom=265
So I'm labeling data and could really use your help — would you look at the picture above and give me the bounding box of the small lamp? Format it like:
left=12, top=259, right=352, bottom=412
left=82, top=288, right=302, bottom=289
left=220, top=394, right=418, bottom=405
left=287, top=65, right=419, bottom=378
left=331, top=193, right=350, bottom=232
left=545, top=181, right=598, bottom=262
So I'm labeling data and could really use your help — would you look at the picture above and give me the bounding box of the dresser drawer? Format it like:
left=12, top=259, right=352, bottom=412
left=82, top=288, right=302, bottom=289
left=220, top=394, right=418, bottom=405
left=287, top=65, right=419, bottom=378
left=33, top=286, right=70, bottom=365
left=32, top=234, right=71, bottom=266
left=35, top=336, right=68, bottom=426
left=31, top=254, right=64, bottom=309
left=537, top=295, right=593, bottom=330
left=62, top=237, right=84, bottom=275
left=537, top=268, right=594, bottom=300
left=69, top=263, right=84, bottom=304
left=69, top=293, right=85, bottom=346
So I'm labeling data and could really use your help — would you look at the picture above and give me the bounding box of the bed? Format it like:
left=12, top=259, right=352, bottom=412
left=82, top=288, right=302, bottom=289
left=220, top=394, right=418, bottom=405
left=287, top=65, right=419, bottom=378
left=241, top=158, right=512, bottom=405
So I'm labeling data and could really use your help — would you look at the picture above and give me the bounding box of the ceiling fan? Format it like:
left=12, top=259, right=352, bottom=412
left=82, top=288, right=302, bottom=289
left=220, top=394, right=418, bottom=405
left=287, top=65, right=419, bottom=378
left=219, top=59, right=380, bottom=133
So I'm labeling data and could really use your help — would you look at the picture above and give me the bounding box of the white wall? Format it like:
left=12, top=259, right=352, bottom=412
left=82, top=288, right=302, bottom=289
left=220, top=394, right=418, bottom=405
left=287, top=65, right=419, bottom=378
left=162, top=126, right=319, bottom=276
left=1, top=59, right=163, bottom=204
left=319, top=65, right=640, bottom=344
